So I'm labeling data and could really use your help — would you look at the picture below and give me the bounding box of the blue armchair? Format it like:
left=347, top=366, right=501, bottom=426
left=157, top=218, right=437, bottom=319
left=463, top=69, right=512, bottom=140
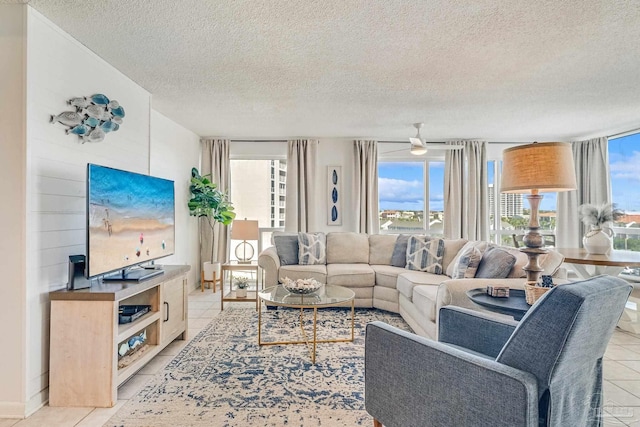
left=365, top=275, right=632, bottom=427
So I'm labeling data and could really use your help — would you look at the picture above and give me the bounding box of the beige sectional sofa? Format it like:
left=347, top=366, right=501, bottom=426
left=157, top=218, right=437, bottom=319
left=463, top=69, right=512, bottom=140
left=258, top=232, right=566, bottom=339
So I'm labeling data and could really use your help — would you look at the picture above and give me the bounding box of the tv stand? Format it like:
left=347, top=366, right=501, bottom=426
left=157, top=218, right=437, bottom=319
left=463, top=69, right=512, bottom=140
left=103, top=267, right=164, bottom=282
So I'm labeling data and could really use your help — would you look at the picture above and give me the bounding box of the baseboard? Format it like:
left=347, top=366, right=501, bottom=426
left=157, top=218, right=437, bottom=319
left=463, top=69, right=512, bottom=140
left=0, top=401, right=25, bottom=419
left=25, top=388, right=48, bottom=417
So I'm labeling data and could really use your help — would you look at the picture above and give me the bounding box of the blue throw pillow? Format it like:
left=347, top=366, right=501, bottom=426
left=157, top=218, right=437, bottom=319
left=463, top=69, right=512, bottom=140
left=475, top=247, right=517, bottom=279
left=273, top=234, right=299, bottom=265
left=390, top=234, right=411, bottom=267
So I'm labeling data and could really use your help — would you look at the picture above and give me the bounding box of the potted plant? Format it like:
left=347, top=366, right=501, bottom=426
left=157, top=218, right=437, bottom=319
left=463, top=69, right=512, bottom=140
left=234, top=275, right=250, bottom=298
left=188, top=167, right=236, bottom=287
left=578, top=203, right=623, bottom=254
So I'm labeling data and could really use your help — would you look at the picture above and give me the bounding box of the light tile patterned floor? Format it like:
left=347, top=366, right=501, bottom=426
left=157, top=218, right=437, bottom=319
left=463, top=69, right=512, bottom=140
left=5, top=288, right=640, bottom=426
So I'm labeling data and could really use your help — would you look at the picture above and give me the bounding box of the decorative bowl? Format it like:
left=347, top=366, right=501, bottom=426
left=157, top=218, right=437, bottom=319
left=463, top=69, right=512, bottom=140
left=281, top=277, right=322, bottom=294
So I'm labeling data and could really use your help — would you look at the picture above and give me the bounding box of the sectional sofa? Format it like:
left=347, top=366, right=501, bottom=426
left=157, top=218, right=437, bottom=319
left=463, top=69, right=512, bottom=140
left=258, top=232, right=566, bottom=339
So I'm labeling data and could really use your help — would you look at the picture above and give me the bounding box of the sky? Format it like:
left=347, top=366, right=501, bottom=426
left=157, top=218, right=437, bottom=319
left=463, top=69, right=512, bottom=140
left=378, top=133, right=640, bottom=214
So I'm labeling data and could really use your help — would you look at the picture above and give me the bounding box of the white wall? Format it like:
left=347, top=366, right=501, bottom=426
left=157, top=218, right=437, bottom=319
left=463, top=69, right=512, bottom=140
left=149, top=110, right=200, bottom=288
left=0, top=4, right=28, bottom=418
left=24, top=8, right=151, bottom=415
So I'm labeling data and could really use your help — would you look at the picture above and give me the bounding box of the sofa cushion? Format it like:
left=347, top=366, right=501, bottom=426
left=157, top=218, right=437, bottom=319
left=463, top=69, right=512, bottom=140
left=327, top=264, right=375, bottom=287
left=279, top=264, right=327, bottom=284
left=475, top=247, right=516, bottom=279
left=441, top=238, right=469, bottom=274
left=446, top=240, right=488, bottom=277
left=371, top=265, right=407, bottom=289
left=298, top=232, right=326, bottom=265
left=390, top=234, right=411, bottom=267
left=273, top=234, right=299, bottom=265
left=451, top=244, right=483, bottom=279
left=413, top=285, right=439, bottom=322
left=326, top=232, right=369, bottom=264
left=369, top=234, right=398, bottom=265
left=406, top=236, right=445, bottom=273
left=397, top=271, right=444, bottom=301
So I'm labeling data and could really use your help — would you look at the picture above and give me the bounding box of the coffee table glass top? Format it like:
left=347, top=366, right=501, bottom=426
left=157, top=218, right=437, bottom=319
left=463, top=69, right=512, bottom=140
left=259, top=284, right=355, bottom=307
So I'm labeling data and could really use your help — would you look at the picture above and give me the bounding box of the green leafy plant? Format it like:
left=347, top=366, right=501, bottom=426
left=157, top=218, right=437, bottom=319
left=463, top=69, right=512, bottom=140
left=188, top=167, right=236, bottom=229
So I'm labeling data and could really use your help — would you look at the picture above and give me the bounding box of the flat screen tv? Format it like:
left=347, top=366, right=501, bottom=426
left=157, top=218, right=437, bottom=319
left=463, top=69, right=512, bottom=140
left=86, top=164, right=175, bottom=281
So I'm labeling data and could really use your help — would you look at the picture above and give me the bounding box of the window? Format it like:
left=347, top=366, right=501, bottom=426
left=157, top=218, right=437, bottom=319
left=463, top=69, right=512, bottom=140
left=609, top=133, right=640, bottom=251
left=378, top=161, right=444, bottom=234
left=230, top=159, right=287, bottom=229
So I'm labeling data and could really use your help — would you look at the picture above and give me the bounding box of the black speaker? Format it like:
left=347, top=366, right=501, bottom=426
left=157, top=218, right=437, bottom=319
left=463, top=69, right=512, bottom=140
left=67, top=255, right=91, bottom=290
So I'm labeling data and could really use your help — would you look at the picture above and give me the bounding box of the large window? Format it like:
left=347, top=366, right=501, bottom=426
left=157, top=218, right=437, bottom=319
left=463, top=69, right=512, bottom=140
left=609, top=133, right=640, bottom=251
left=378, top=161, right=444, bottom=234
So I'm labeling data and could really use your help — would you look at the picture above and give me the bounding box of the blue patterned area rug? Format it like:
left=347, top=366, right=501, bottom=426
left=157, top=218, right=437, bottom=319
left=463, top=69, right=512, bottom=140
left=106, top=307, right=410, bottom=427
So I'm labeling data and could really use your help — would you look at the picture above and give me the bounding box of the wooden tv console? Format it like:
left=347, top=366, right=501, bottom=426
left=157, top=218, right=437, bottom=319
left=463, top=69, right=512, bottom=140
left=49, top=265, right=190, bottom=407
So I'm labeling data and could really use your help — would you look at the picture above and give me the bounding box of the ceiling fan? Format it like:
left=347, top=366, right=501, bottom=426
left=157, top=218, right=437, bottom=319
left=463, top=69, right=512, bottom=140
left=380, top=123, right=462, bottom=155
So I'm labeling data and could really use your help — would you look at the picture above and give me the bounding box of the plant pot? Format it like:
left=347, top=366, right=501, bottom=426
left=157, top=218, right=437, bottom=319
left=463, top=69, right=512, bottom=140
left=236, top=288, right=247, bottom=298
left=583, top=227, right=613, bottom=255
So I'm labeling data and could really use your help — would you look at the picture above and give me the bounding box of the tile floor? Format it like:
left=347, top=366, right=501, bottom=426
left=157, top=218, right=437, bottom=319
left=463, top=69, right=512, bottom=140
left=4, top=288, right=640, bottom=426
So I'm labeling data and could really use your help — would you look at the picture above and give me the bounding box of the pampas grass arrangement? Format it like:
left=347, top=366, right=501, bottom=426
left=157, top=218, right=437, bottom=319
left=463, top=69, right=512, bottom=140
left=578, top=203, right=624, bottom=228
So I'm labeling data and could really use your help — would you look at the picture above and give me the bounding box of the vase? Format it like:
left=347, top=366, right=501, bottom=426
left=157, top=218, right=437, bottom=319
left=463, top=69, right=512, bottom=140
left=236, top=288, right=247, bottom=298
left=583, top=227, right=614, bottom=255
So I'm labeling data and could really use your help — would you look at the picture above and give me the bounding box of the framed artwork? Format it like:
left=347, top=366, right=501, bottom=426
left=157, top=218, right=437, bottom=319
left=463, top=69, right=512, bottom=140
left=327, top=166, right=342, bottom=226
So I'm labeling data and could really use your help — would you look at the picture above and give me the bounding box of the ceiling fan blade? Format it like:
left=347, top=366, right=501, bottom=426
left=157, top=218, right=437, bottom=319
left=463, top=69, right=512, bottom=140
left=380, top=143, right=462, bottom=155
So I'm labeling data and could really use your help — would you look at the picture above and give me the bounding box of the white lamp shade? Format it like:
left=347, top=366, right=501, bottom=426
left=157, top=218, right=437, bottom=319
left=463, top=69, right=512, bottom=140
left=231, top=219, right=259, bottom=240
left=501, top=142, right=577, bottom=194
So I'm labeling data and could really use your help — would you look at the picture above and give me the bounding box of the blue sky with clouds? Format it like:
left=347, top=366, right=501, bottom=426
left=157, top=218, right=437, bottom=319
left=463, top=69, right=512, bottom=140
left=379, top=133, right=640, bottom=213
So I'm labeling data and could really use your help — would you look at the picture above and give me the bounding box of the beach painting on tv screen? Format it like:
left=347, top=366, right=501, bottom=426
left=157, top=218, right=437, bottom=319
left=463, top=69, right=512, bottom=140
left=88, top=164, right=175, bottom=277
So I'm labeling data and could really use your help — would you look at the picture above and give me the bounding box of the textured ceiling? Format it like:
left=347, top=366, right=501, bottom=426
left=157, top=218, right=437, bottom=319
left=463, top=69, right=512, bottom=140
left=25, top=0, right=640, bottom=141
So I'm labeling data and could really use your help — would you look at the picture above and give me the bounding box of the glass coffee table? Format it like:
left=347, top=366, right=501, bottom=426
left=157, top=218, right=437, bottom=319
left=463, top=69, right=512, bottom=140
left=257, top=284, right=355, bottom=363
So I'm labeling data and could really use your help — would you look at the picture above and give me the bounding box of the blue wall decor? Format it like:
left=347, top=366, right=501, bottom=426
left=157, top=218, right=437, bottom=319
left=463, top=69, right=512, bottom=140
left=327, top=166, right=342, bottom=225
left=51, top=93, right=125, bottom=143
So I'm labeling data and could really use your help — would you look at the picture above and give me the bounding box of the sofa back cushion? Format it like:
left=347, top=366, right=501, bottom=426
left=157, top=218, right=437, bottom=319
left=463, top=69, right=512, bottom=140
left=368, top=234, right=398, bottom=265
left=441, top=238, right=469, bottom=273
left=326, top=232, right=369, bottom=264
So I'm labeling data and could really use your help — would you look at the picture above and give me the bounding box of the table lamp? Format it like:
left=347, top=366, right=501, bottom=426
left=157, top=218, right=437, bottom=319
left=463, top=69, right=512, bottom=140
left=231, top=219, right=259, bottom=263
left=501, top=142, right=576, bottom=285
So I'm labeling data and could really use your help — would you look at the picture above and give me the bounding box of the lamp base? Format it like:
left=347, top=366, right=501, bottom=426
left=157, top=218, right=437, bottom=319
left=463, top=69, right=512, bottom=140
left=520, top=246, right=548, bottom=285
left=234, top=241, right=255, bottom=263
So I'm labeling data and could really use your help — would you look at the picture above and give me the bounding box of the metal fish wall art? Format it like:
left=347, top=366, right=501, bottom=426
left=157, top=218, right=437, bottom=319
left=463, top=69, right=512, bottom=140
left=51, top=93, right=125, bottom=143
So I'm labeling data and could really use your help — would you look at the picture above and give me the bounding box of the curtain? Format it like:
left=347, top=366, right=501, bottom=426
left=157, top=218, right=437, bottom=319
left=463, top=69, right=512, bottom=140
left=556, top=137, right=610, bottom=248
left=200, top=138, right=231, bottom=264
left=285, top=139, right=318, bottom=232
left=444, top=140, right=489, bottom=240
left=354, top=140, right=379, bottom=234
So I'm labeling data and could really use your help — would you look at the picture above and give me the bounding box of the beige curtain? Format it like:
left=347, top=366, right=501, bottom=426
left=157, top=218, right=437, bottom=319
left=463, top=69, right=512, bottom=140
left=556, top=137, right=610, bottom=248
left=354, top=140, right=379, bottom=234
left=444, top=140, right=489, bottom=240
left=200, top=138, right=231, bottom=264
left=285, top=139, right=318, bottom=232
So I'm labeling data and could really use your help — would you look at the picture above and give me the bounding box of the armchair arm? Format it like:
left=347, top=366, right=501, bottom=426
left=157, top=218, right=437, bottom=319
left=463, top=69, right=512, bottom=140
left=438, top=306, right=518, bottom=358
left=258, top=246, right=280, bottom=287
left=365, top=321, right=538, bottom=427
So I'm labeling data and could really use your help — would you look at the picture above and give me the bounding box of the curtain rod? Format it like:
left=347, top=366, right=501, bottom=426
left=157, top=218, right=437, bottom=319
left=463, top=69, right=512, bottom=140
left=230, top=139, right=287, bottom=143
left=608, top=127, right=640, bottom=140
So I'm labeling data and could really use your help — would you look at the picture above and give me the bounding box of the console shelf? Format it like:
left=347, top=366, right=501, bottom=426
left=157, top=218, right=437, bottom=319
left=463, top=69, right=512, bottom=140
left=49, top=265, right=190, bottom=408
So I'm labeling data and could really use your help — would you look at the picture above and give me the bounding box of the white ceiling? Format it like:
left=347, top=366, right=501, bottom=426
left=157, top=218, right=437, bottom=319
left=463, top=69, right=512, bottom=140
left=26, top=0, right=640, bottom=141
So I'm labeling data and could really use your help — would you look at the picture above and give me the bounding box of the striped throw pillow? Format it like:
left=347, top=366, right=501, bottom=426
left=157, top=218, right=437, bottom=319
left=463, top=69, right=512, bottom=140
left=406, top=235, right=445, bottom=274
left=298, top=232, right=327, bottom=265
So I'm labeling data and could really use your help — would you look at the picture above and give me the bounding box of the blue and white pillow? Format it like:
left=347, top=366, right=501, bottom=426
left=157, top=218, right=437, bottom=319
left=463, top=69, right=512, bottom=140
left=406, top=235, right=445, bottom=274
left=451, top=244, right=484, bottom=279
left=298, top=232, right=327, bottom=265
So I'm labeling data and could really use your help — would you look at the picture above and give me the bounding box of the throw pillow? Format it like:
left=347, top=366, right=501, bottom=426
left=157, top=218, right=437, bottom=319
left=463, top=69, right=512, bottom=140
left=475, top=247, right=517, bottom=279
left=298, top=232, right=327, bottom=265
left=390, top=234, right=411, bottom=267
left=273, top=234, right=299, bottom=265
left=406, top=235, right=445, bottom=274
left=451, top=244, right=484, bottom=279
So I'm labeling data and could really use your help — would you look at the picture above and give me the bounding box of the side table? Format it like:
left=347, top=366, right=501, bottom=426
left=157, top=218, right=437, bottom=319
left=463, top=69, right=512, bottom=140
left=221, top=261, right=262, bottom=310
left=466, top=288, right=530, bottom=320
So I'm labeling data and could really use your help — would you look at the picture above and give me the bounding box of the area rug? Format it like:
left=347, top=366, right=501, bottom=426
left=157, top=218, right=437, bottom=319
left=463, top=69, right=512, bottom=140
left=106, top=307, right=411, bottom=427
